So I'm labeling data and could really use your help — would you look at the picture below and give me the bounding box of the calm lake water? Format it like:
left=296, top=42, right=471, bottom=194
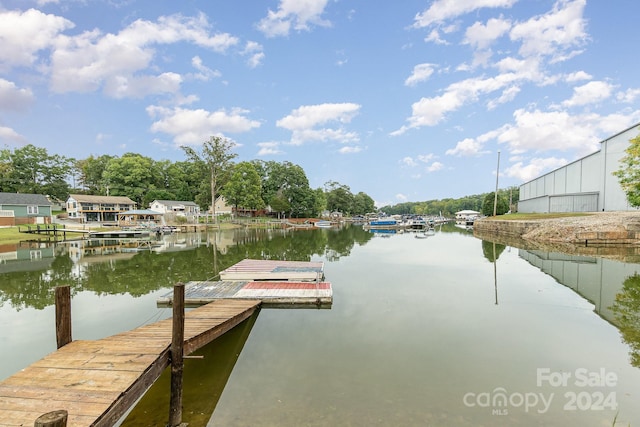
left=1, top=224, right=640, bottom=426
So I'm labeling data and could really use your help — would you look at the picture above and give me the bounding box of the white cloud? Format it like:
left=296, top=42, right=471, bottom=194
left=395, top=193, right=408, bottom=202
left=561, top=80, right=613, bottom=107
left=565, top=70, right=592, bottom=82
left=424, top=29, right=449, bottom=45
left=405, top=63, right=436, bottom=87
left=392, top=73, right=519, bottom=134
left=617, top=88, right=640, bottom=104
left=463, top=17, right=512, bottom=50
left=339, top=146, right=362, bottom=154
left=487, top=85, right=521, bottom=109
left=503, top=157, right=568, bottom=181
left=49, top=13, right=238, bottom=96
left=490, top=108, right=640, bottom=159
left=104, top=72, right=183, bottom=99
left=427, top=161, right=444, bottom=172
left=0, top=8, right=73, bottom=70
left=243, top=41, right=265, bottom=68
left=446, top=138, right=488, bottom=156
left=147, top=105, right=260, bottom=145
left=257, top=0, right=331, bottom=38
left=277, top=103, right=361, bottom=145
left=191, top=56, right=221, bottom=81
left=0, top=79, right=35, bottom=111
left=401, top=157, right=418, bottom=167
left=509, top=0, right=587, bottom=61
left=257, top=142, right=284, bottom=156
left=414, top=0, right=517, bottom=28
left=0, top=126, right=27, bottom=144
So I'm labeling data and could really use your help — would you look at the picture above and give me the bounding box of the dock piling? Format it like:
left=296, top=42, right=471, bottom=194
left=169, top=283, right=185, bottom=426
left=55, top=286, right=72, bottom=349
left=34, top=410, right=68, bottom=427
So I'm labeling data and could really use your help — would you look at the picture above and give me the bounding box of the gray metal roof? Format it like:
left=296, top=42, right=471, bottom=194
left=0, top=192, right=52, bottom=206
left=152, top=199, right=198, bottom=206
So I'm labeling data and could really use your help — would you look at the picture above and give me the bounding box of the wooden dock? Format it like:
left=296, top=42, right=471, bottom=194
left=0, top=299, right=260, bottom=427
left=219, top=258, right=325, bottom=281
left=157, top=279, right=332, bottom=307
left=157, top=259, right=332, bottom=307
left=89, top=230, right=151, bottom=239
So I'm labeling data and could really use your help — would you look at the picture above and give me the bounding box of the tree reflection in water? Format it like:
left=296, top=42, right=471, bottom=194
left=611, top=273, right=640, bottom=367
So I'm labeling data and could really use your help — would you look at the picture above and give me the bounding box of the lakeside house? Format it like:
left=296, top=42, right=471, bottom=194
left=211, top=196, right=233, bottom=216
left=66, top=194, right=136, bottom=223
left=518, top=122, right=640, bottom=213
left=149, top=200, right=200, bottom=223
left=0, top=192, right=53, bottom=226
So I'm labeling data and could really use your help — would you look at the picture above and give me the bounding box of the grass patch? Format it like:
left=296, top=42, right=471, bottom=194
left=483, top=212, right=594, bottom=221
left=0, top=225, right=89, bottom=244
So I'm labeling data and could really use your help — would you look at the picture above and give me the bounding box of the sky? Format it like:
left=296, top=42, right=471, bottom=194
left=1, top=0, right=639, bottom=207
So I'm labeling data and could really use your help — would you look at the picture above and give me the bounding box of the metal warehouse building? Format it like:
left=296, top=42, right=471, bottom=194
left=518, top=122, right=640, bottom=213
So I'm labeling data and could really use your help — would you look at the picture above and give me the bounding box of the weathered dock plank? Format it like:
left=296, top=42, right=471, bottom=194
left=157, top=280, right=332, bottom=307
left=219, top=258, right=324, bottom=281
left=0, top=299, right=260, bottom=427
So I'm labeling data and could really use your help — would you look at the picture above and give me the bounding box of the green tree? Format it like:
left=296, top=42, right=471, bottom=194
left=481, top=191, right=509, bottom=216
left=352, top=191, right=375, bottom=215
left=324, top=181, right=354, bottom=214
left=613, top=132, right=640, bottom=207
left=256, top=160, right=315, bottom=218
left=102, top=153, right=156, bottom=206
left=221, top=162, right=264, bottom=215
left=182, top=136, right=237, bottom=217
left=1, top=144, right=73, bottom=200
left=76, top=154, right=114, bottom=194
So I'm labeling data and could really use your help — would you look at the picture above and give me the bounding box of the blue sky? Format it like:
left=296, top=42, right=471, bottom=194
left=1, top=0, right=639, bottom=207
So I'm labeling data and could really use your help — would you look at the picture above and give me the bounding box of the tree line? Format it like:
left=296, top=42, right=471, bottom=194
left=380, top=187, right=519, bottom=217
left=1, top=136, right=524, bottom=218
left=0, top=137, right=376, bottom=218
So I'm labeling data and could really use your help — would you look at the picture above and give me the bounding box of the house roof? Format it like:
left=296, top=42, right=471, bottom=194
left=0, top=192, right=52, bottom=206
left=118, top=209, right=163, bottom=216
left=152, top=200, right=198, bottom=206
left=68, top=194, right=136, bottom=204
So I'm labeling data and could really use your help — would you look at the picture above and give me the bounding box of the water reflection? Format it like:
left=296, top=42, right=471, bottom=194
left=0, top=227, right=373, bottom=311
left=119, top=311, right=260, bottom=427
left=3, top=226, right=640, bottom=426
left=518, top=248, right=640, bottom=369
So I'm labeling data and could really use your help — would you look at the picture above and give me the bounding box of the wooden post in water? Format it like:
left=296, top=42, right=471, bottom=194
left=168, top=283, right=185, bottom=426
left=55, top=286, right=72, bottom=349
left=34, top=409, right=67, bottom=427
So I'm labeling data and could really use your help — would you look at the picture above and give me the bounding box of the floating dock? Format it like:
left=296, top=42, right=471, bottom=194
left=157, top=279, right=332, bottom=308
left=0, top=299, right=260, bottom=427
left=157, top=259, right=332, bottom=308
left=219, top=258, right=325, bottom=281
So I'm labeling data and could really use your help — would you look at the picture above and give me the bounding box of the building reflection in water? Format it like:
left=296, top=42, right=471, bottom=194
left=519, top=249, right=640, bottom=367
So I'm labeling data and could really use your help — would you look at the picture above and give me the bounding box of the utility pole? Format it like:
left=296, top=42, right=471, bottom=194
left=493, top=151, right=500, bottom=217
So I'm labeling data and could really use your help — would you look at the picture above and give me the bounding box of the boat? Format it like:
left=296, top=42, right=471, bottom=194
left=368, top=218, right=397, bottom=226
left=314, top=220, right=334, bottom=228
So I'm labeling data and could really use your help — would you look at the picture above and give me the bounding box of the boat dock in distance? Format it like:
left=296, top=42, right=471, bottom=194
left=158, top=259, right=332, bottom=308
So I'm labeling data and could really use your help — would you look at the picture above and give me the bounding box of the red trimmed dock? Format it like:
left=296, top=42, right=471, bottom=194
left=157, top=259, right=333, bottom=307
left=0, top=299, right=260, bottom=427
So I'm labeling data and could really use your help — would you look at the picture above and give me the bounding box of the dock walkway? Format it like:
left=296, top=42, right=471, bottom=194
left=157, top=259, right=332, bottom=307
left=0, top=299, right=260, bottom=427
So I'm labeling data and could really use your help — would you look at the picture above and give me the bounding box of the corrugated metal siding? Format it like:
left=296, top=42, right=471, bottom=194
left=549, top=193, right=598, bottom=212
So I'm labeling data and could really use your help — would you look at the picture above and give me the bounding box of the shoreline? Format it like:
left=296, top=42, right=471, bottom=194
left=473, top=212, right=640, bottom=262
